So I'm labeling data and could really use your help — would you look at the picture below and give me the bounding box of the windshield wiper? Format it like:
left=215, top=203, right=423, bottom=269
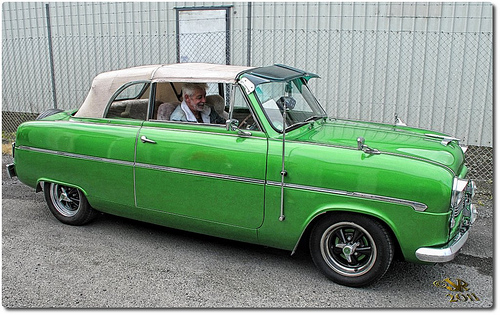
left=285, top=115, right=327, bottom=132
left=285, top=121, right=312, bottom=132
left=304, top=115, right=327, bottom=122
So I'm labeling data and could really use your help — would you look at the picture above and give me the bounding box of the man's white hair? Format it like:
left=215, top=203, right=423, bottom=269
left=183, top=83, right=208, bottom=97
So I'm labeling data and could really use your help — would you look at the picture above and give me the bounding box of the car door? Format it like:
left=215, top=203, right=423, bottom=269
left=61, top=80, right=151, bottom=211
left=134, top=85, right=267, bottom=231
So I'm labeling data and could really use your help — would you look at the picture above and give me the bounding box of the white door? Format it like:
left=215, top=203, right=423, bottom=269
left=177, top=7, right=230, bottom=64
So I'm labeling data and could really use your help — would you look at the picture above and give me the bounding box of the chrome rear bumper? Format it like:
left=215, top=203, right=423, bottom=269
left=6, top=163, right=16, bottom=178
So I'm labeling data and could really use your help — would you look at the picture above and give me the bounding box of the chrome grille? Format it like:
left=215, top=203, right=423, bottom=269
left=452, top=197, right=466, bottom=218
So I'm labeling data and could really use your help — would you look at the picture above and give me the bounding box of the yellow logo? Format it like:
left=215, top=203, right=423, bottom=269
left=433, top=278, right=480, bottom=302
left=433, top=278, right=469, bottom=292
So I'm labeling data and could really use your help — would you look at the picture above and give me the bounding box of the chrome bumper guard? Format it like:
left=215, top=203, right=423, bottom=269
left=416, top=204, right=478, bottom=263
left=6, top=163, right=16, bottom=178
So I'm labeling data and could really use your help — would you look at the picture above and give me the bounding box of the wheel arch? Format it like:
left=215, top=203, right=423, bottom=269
left=41, top=179, right=97, bottom=225
left=36, top=178, right=91, bottom=202
left=292, top=207, right=403, bottom=260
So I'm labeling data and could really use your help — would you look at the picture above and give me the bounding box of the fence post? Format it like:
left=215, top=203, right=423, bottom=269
left=45, top=3, right=57, bottom=109
left=246, top=2, right=252, bottom=66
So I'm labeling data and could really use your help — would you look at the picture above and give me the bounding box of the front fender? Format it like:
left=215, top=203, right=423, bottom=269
left=291, top=201, right=402, bottom=254
left=292, top=200, right=450, bottom=262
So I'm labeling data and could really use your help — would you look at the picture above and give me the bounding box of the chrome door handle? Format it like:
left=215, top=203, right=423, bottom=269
left=140, top=135, right=156, bottom=144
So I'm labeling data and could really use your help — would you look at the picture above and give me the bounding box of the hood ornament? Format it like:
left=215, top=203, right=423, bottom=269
left=424, top=134, right=467, bottom=152
left=425, top=133, right=461, bottom=146
left=394, top=114, right=407, bottom=126
left=357, top=137, right=380, bottom=155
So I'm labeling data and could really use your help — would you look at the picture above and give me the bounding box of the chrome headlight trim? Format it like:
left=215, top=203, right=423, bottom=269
left=450, top=178, right=476, bottom=229
left=451, top=177, right=469, bottom=207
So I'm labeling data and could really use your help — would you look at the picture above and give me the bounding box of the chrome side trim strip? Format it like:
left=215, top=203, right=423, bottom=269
left=141, top=124, right=266, bottom=140
left=19, top=145, right=427, bottom=211
left=18, top=145, right=265, bottom=185
left=18, top=146, right=134, bottom=166
left=267, top=181, right=428, bottom=212
left=135, top=163, right=265, bottom=185
left=66, top=119, right=144, bottom=129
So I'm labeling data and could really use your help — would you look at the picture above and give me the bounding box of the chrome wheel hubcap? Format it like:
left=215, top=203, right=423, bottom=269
left=320, top=222, right=377, bottom=277
left=49, top=184, right=81, bottom=217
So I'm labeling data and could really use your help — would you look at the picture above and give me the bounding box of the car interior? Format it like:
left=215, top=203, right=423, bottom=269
left=104, top=81, right=260, bottom=130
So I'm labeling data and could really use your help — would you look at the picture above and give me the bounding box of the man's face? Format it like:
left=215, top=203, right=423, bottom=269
left=185, top=89, right=207, bottom=112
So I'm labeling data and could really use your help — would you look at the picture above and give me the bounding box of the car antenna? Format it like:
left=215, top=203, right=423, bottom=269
left=279, top=97, right=288, bottom=221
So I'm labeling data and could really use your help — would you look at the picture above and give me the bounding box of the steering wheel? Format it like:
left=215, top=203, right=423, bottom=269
left=238, top=114, right=253, bottom=129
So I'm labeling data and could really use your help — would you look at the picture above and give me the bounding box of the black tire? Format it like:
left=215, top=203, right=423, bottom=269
left=36, top=108, right=64, bottom=120
left=309, top=213, right=394, bottom=287
left=44, top=182, right=96, bottom=225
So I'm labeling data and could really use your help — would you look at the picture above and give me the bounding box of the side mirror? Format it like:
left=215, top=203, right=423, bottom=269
left=226, top=119, right=238, bottom=131
left=226, top=119, right=251, bottom=137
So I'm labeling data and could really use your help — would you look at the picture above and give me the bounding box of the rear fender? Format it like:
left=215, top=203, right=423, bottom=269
left=36, top=178, right=89, bottom=199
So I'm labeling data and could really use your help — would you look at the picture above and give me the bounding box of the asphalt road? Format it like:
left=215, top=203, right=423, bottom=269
left=1, top=154, right=493, bottom=308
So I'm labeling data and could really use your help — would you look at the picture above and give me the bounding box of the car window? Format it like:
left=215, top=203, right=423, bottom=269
left=153, top=82, right=182, bottom=120
left=105, top=81, right=150, bottom=120
left=231, top=86, right=261, bottom=131
left=115, top=82, right=148, bottom=101
left=153, top=82, right=229, bottom=125
left=255, top=79, right=326, bottom=132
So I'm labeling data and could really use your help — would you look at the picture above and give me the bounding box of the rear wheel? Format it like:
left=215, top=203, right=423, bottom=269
left=44, top=182, right=96, bottom=225
left=309, top=213, right=394, bottom=287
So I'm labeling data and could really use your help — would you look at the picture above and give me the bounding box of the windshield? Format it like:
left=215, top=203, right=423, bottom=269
left=254, top=78, right=327, bottom=132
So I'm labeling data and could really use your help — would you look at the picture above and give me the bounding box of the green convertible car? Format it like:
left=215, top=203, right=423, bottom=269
left=7, top=63, right=477, bottom=287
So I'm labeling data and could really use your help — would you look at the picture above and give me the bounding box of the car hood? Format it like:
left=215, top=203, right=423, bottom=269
left=292, top=119, right=465, bottom=174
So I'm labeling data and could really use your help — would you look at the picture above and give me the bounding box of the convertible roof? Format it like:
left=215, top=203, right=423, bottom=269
left=75, top=63, right=254, bottom=118
left=242, top=64, right=319, bottom=82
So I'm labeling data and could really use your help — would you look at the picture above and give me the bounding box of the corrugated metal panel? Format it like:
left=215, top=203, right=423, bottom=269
left=2, top=2, right=53, bottom=112
left=245, top=2, right=492, bottom=146
left=2, top=2, right=492, bottom=146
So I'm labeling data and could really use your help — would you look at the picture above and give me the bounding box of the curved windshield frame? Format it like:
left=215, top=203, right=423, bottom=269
left=254, top=78, right=326, bottom=132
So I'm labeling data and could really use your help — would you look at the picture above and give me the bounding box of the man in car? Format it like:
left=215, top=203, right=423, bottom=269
left=170, top=83, right=226, bottom=124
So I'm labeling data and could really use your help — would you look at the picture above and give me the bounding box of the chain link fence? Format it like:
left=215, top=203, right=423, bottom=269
left=246, top=28, right=493, bottom=189
left=2, top=24, right=493, bottom=188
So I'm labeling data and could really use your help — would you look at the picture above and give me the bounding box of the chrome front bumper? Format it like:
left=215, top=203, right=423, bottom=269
left=415, top=204, right=478, bottom=263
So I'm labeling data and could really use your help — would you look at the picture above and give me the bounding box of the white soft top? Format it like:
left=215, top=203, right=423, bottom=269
left=75, top=63, right=254, bottom=118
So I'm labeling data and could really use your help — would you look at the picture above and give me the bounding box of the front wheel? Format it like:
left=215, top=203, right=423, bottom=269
left=44, top=182, right=96, bottom=225
left=309, top=213, right=394, bottom=287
